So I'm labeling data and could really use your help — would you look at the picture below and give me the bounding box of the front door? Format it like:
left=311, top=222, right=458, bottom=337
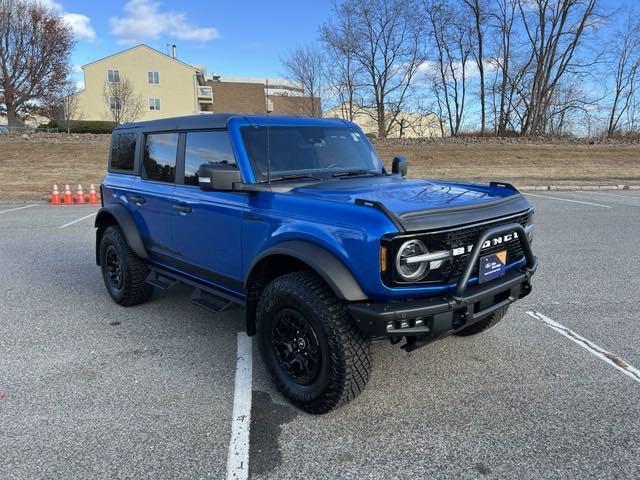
left=171, top=130, right=246, bottom=292
left=129, top=132, right=179, bottom=261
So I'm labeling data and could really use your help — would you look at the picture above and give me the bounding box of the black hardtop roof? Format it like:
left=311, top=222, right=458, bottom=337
left=114, top=113, right=236, bottom=132
left=113, top=114, right=351, bottom=133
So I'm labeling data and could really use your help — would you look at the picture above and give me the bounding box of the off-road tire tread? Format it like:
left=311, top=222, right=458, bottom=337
left=258, top=270, right=372, bottom=414
left=101, top=226, right=153, bottom=306
left=454, top=304, right=509, bottom=336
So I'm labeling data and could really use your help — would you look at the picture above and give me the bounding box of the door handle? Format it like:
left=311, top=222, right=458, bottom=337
left=130, top=195, right=145, bottom=205
left=172, top=204, right=192, bottom=214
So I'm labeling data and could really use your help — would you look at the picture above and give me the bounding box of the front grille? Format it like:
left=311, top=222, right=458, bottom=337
left=434, top=212, right=531, bottom=282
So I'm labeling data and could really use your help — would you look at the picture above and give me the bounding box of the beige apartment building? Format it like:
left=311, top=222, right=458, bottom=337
left=74, top=45, right=214, bottom=122
left=73, top=45, right=317, bottom=122
left=324, top=104, right=442, bottom=138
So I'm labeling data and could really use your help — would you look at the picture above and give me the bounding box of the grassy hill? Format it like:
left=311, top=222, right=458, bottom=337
left=0, top=134, right=638, bottom=201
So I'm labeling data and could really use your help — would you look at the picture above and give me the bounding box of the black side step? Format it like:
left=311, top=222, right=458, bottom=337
left=190, top=289, right=233, bottom=314
left=146, top=271, right=177, bottom=289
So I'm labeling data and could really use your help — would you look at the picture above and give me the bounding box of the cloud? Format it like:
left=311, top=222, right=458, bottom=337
left=63, top=13, right=96, bottom=41
left=35, top=0, right=63, bottom=10
left=31, top=0, right=96, bottom=41
left=109, top=0, right=221, bottom=45
left=416, top=58, right=498, bottom=83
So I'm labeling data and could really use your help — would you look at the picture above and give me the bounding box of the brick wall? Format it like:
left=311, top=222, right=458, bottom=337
left=207, top=82, right=266, bottom=114
left=205, top=81, right=321, bottom=116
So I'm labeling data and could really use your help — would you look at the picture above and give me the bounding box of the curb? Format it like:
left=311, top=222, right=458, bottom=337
left=519, top=185, right=640, bottom=191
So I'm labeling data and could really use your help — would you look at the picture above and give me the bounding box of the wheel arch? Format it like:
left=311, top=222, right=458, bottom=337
left=243, top=240, right=368, bottom=336
left=95, top=204, right=148, bottom=265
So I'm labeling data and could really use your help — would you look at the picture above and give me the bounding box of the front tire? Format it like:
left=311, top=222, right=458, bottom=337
left=99, top=225, right=154, bottom=306
left=256, top=270, right=371, bottom=414
left=454, top=305, right=509, bottom=336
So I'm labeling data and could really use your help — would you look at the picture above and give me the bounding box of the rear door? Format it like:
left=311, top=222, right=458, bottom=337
left=171, top=130, right=247, bottom=291
left=128, top=131, right=179, bottom=262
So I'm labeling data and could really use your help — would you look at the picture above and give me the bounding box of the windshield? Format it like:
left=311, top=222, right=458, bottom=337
left=241, top=126, right=383, bottom=182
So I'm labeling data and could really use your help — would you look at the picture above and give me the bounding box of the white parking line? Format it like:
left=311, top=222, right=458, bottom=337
left=226, top=333, right=253, bottom=480
left=527, top=311, right=640, bottom=384
left=58, top=212, right=96, bottom=229
left=585, top=191, right=640, bottom=201
left=0, top=204, right=38, bottom=215
left=523, top=193, right=612, bottom=208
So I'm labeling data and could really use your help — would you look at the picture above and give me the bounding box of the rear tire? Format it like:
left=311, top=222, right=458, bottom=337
left=99, top=225, right=153, bottom=306
left=454, top=305, right=509, bottom=336
left=256, top=270, right=371, bottom=414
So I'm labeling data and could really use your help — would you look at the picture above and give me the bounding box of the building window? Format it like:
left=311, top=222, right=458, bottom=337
left=107, top=69, right=120, bottom=83
left=148, top=71, right=160, bottom=84
left=109, top=96, right=121, bottom=111
left=149, top=98, right=161, bottom=111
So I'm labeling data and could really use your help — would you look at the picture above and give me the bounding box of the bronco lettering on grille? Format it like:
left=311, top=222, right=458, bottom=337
left=451, top=232, right=519, bottom=257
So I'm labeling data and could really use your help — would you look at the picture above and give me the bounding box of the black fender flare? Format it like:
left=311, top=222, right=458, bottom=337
left=94, top=204, right=148, bottom=264
left=246, top=240, right=368, bottom=301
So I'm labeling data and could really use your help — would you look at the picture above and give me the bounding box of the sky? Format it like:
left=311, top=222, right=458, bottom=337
left=45, top=0, right=335, bottom=85
left=44, top=0, right=634, bottom=107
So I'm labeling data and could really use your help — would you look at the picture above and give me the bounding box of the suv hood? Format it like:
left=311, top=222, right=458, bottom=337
left=290, top=176, right=531, bottom=231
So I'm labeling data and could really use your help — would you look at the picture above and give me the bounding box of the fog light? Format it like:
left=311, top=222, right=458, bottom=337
left=400, top=320, right=410, bottom=328
left=386, top=321, right=394, bottom=331
left=415, top=317, right=424, bottom=326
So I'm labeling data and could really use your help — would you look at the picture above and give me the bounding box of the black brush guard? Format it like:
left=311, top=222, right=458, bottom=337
left=347, top=223, right=538, bottom=352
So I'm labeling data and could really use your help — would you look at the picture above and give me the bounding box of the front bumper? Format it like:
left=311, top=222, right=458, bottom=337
left=347, top=222, right=538, bottom=352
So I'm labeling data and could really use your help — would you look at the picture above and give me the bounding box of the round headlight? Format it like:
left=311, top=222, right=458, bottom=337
left=395, top=239, right=429, bottom=281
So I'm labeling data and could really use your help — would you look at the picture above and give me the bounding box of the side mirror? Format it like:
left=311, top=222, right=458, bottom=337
left=392, top=156, right=408, bottom=177
left=198, top=163, right=242, bottom=191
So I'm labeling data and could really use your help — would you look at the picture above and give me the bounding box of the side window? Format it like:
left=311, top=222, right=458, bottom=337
left=183, top=131, right=236, bottom=186
left=142, top=132, right=178, bottom=183
left=109, top=133, right=136, bottom=171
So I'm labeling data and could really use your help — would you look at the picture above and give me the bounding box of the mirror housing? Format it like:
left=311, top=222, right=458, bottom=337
left=392, top=155, right=408, bottom=177
left=198, top=163, right=242, bottom=191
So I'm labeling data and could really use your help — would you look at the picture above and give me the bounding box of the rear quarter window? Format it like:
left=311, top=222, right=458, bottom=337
left=109, top=133, right=136, bottom=171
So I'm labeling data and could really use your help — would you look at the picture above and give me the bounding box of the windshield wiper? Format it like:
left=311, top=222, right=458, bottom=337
left=332, top=169, right=382, bottom=178
left=258, top=173, right=324, bottom=183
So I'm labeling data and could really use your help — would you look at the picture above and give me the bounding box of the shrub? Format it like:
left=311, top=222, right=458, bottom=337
left=47, top=120, right=117, bottom=134
left=365, top=132, right=378, bottom=141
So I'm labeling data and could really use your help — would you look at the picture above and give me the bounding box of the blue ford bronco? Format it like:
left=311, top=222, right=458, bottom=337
left=96, top=114, right=537, bottom=413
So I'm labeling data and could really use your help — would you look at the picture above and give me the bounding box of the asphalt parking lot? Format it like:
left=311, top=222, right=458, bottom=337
left=1, top=190, right=639, bottom=480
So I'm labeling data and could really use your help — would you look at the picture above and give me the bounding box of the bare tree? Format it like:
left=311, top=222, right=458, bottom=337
left=606, top=18, right=640, bottom=137
left=426, top=0, right=473, bottom=136
left=281, top=45, right=324, bottom=116
left=517, top=0, right=598, bottom=135
left=321, top=1, right=365, bottom=121
left=488, top=0, right=519, bottom=135
left=0, top=0, right=74, bottom=126
left=103, top=77, right=143, bottom=124
left=45, top=80, right=82, bottom=133
left=462, top=0, right=488, bottom=135
left=326, top=0, right=426, bottom=138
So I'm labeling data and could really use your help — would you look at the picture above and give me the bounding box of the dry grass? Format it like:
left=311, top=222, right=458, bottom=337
left=0, top=139, right=638, bottom=201
left=376, top=143, right=640, bottom=186
left=0, top=142, right=109, bottom=201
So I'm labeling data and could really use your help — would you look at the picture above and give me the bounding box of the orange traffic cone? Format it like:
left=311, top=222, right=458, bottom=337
left=50, top=184, right=60, bottom=205
left=88, top=184, right=98, bottom=204
left=75, top=184, right=85, bottom=204
left=63, top=184, right=73, bottom=204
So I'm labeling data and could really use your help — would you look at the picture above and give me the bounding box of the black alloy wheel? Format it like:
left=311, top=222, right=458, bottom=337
left=105, top=245, right=124, bottom=291
left=271, top=308, right=322, bottom=385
